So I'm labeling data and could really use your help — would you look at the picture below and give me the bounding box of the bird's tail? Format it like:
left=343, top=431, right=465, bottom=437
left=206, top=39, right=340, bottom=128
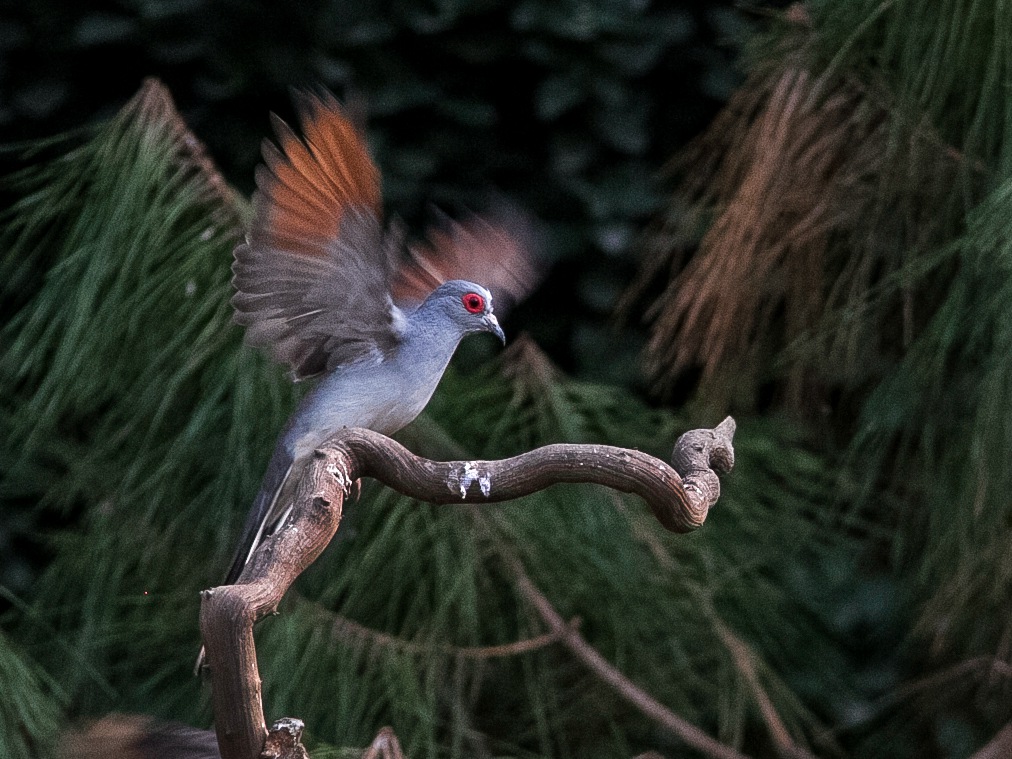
left=195, top=443, right=295, bottom=673
left=222, top=445, right=296, bottom=586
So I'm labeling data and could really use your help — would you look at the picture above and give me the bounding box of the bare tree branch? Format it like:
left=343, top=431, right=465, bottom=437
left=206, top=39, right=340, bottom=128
left=505, top=554, right=752, bottom=759
left=713, top=620, right=820, bottom=759
left=322, top=606, right=582, bottom=659
left=199, top=419, right=736, bottom=759
left=869, top=656, right=1012, bottom=716
left=971, top=721, right=1012, bottom=759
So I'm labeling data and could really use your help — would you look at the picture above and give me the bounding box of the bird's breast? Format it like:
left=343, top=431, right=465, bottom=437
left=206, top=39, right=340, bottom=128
left=283, top=356, right=445, bottom=458
left=282, top=313, right=469, bottom=459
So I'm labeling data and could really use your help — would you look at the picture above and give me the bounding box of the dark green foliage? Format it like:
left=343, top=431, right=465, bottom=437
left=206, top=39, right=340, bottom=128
left=808, top=0, right=1012, bottom=174
left=0, top=627, right=63, bottom=759
left=0, top=80, right=295, bottom=734
left=850, top=178, right=1012, bottom=739
left=0, top=81, right=850, bottom=757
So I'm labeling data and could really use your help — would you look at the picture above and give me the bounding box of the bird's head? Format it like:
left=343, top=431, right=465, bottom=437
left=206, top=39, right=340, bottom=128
left=422, top=280, right=505, bottom=344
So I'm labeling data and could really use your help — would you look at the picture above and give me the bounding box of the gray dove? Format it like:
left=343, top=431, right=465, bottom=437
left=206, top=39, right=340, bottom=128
left=197, top=91, right=537, bottom=670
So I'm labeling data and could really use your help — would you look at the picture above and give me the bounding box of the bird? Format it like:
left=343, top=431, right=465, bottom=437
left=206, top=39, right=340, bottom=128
left=197, top=90, right=538, bottom=672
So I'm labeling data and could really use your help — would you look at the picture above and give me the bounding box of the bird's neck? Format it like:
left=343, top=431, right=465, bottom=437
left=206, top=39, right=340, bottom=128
left=399, top=301, right=468, bottom=380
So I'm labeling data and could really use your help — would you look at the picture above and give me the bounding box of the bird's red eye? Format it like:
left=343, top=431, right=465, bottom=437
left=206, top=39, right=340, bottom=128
left=462, top=293, right=485, bottom=313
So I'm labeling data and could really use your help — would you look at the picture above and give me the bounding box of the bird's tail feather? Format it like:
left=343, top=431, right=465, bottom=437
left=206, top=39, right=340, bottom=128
left=195, top=444, right=295, bottom=674
left=223, top=446, right=296, bottom=586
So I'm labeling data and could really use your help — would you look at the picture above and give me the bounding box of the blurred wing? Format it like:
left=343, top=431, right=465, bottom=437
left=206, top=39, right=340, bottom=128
left=232, top=90, right=403, bottom=380
left=392, top=207, right=543, bottom=313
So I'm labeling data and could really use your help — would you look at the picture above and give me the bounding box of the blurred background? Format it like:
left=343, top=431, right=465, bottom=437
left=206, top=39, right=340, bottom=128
left=2, top=1, right=1012, bottom=758
left=0, top=0, right=753, bottom=386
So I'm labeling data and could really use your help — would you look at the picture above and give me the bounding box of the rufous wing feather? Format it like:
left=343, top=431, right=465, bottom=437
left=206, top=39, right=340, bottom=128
left=248, top=90, right=382, bottom=256
left=232, top=92, right=402, bottom=380
left=232, top=89, right=542, bottom=381
left=393, top=207, right=543, bottom=313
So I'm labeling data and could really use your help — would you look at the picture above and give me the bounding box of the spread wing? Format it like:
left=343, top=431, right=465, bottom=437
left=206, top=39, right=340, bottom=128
left=392, top=206, right=543, bottom=313
left=233, top=90, right=544, bottom=380
left=231, top=90, right=403, bottom=380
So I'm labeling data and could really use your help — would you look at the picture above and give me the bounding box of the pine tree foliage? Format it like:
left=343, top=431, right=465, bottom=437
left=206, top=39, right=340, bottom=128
left=854, top=177, right=1012, bottom=708
left=0, top=628, right=63, bottom=759
left=622, top=8, right=977, bottom=415
left=0, top=78, right=296, bottom=743
left=0, top=81, right=853, bottom=756
left=623, top=2, right=1012, bottom=752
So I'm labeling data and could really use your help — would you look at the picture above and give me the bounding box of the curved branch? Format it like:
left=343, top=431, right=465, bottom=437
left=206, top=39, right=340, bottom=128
left=200, top=418, right=736, bottom=759
left=343, top=416, right=735, bottom=533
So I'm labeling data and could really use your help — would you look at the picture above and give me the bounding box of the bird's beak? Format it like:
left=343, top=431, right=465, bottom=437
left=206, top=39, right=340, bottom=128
left=484, top=313, right=506, bottom=344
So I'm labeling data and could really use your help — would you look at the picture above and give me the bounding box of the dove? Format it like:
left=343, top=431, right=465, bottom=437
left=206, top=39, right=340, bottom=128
left=203, top=90, right=537, bottom=664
